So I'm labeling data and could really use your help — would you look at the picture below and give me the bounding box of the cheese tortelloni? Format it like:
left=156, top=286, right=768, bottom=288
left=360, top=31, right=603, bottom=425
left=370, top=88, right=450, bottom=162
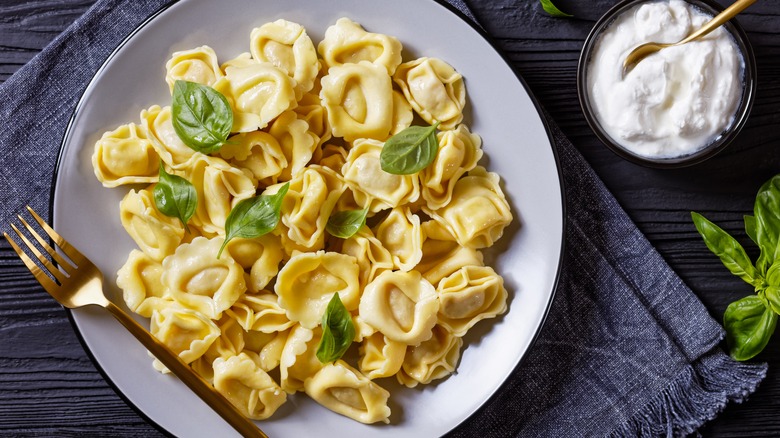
left=213, top=353, right=287, bottom=420
left=420, top=124, right=483, bottom=210
left=437, top=266, right=508, bottom=337
left=417, top=221, right=484, bottom=287
left=92, top=123, right=159, bottom=187
left=120, top=188, right=185, bottom=262
left=218, top=131, right=287, bottom=184
left=304, top=360, right=391, bottom=424
left=397, top=325, right=462, bottom=388
left=164, top=45, right=223, bottom=92
left=318, top=17, right=402, bottom=76
left=226, top=292, right=295, bottom=333
left=150, top=306, right=221, bottom=372
left=359, top=270, right=439, bottom=345
left=275, top=251, right=360, bottom=328
left=373, top=207, right=423, bottom=272
left=250, top=19, right=319, bottom=99
left=294, top=92, right=332, bottom=148
left=225, top=235, right=284, bottom=292
left=320, top=62, right=394, bottom=142
left=184, top=155, right=256, bottom=236
left=279, top=325, right=324, bottom=392
left=315, top=143, right=348, bottom=172
left=423, top=166, right=512, bottom=249
left=393, top=57, right=466, bottom=130
left=141, top=105, right=199, bottom=169
left=117, top=249, right=169, bottom=318
left=244, top=328, right=290, bottom=372
left=213, top=63, right=297, bottom=132
left=391, top=90, right=414, bottom=135
left=341, top=139, right=420, bottom=213
left=341, top=228, right=394, bottom=290
left=359, top=332, right=406, bottom=380
left=279, top=166, right=345, bottom=254
left=192, top=315, right=246, bottom=381
left=269, top=111, right=319, bottom=182
left=161, top=236, right=247, bottom=319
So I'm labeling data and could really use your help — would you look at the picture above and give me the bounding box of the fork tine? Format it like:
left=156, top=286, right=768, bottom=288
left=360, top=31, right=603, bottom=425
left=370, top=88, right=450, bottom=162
left=4, top=232, right=60, bottom=294
left=17, top=215, right=74, bottom=270
left=25, top=205, right=86, bottom=265
left=11, top=223, right=69, bottom=284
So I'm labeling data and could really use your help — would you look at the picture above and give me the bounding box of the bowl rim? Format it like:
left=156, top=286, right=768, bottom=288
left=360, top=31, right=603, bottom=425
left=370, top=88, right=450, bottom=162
left=576, top=0, right=757, bottom=169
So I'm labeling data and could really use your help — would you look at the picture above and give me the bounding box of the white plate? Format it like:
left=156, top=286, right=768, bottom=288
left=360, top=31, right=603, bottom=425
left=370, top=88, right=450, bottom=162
left=53, top=0, right=564, bottom=436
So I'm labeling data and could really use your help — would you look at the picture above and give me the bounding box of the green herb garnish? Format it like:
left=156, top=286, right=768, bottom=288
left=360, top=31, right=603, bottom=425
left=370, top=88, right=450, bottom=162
left=171, top=80, right=233, bottom=154
left=379, top=122, right=439, bottom=175
left=217, top=182, right=289, bottom=258
left=540, top=0, right=572, bottom=18
left=692, top=174, right=780, bottom=361
left=316, top=294, right=355, bottom=364
left=153, top=163, right=197, bottom=232
left=326, top=207, right=369, bottom=239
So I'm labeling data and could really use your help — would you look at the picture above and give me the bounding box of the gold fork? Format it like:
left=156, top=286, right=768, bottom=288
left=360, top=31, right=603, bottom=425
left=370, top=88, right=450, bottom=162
left=4, top=206, right=268, bottom=438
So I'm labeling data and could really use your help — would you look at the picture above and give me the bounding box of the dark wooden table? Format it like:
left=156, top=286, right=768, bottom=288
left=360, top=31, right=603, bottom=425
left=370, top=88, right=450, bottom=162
left=1, top=0, right=778, bottom=436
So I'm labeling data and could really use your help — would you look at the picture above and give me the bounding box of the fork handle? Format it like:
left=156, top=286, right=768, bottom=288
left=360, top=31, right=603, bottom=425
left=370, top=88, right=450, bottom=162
left=105, top=302, right=268, bottom=438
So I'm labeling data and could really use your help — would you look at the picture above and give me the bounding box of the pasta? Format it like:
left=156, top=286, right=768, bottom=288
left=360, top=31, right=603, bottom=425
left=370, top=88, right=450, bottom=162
left=96, top=16, right=513, bottom=426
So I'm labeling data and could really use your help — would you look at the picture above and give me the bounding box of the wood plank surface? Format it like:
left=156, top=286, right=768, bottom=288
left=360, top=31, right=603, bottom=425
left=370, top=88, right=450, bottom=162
left=1, top=0, right=779, bottom=436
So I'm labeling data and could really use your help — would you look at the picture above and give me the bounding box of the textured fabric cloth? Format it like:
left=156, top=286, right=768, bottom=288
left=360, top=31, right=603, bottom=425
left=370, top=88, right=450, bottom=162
left=0, top=0, right=767, bottom=436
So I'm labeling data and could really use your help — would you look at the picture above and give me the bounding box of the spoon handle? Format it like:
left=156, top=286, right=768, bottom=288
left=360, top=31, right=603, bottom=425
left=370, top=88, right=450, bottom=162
left=679, top=0, right=756, bottom=45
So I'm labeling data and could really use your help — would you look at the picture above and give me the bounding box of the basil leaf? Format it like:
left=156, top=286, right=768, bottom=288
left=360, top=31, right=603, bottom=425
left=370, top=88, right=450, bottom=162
left=217, top=183, right=289, bottom=258
left=724, top=294, right=777, bottom=361
left=153, top=164, right=197, bottom=232
left=754, top=176, right=780, bottom=274
left=691, top=212, right=761, bottom=288
left=171, top=80, right=233, bottom=154
left=380, top=122, right=439, bottom=175
left=745, top=215, right=758, bottom=245
left=326, top=208, right=369, bottom=239
left=540, top=0, right=573, bottom=17
left=316, top=294, right=355, bottom=364
left=765, top=286, right=780, bottom=315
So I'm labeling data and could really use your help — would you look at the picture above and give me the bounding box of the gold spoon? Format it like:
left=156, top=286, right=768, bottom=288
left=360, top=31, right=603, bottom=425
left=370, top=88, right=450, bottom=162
left=622, top=0, right=755, bottom=76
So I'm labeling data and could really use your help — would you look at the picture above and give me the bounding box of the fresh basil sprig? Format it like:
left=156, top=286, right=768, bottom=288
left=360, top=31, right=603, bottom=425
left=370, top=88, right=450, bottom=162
left=217, top=182, right=289, bottom=258
left=316, top=293, right=355, bottom=364
left=171, top=80, right=233, bottom=154
left=326, top=207, right=369, bottom=239
left=380, top=122, right=440, bottom=175
left=540, top=0, right=572, bottom=17
left=153, top=163, right=197, bottom=232
left=692, top=173, right=780, bottom=361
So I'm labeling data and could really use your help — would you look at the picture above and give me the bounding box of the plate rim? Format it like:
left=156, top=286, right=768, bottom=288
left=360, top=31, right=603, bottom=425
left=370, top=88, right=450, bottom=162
left=49, top=0, right=567, bottom=434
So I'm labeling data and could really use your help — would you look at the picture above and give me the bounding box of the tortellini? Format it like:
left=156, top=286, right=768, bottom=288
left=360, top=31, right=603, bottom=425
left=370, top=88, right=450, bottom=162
left=213, top=353, right=287, bottom=420
left=96, top=16, right=514, bottom=427
left=320, top=61, right=394, bottom=142
left=341, top=138, right=420, bottom=212
left=394, top=57, right=466, bottom=130
left=161, top=236, right=246, bottom=319
left=359, top=270, right=439, bottom=345
left=250, top=19, right=319, bottom=99
left=119, top=187, right=184, bottom=262
left=165, top=45, right=223, bottom=92
left=275, top=251, right=360, bottom=328
left=424, top=166, right=512, bottom=249
left=304, top=360, right=392, bottom=424
left=213, top=63, right=297, bottom=132
left=318, top=17, right=403, bottom=75
left=437, top=266, right=508, bottom=336
left=92, top=123, right=159, bottom=187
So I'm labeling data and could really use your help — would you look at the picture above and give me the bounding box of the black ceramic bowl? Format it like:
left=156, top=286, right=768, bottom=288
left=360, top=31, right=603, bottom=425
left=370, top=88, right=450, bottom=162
left=577, top=0, right=756, bottom=168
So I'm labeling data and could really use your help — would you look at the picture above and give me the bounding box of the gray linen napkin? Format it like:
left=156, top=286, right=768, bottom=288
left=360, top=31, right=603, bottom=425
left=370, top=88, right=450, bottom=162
left=0, top=0, right=767, bottom=436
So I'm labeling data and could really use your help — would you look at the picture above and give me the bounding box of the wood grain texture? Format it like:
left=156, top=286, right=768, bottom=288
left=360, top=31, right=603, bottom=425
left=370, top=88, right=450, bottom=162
left=1, top=0, right=778, bottom=436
